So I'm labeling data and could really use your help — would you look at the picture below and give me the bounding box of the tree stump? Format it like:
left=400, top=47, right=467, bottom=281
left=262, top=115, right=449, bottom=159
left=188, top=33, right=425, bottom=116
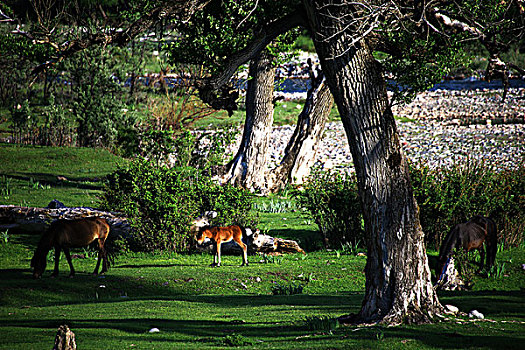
left=53, top=324, right=76, bottom=350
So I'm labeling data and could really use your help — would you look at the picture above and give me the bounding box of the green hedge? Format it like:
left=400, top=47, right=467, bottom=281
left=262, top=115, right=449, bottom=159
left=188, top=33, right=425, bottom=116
left=100, top=158, right=255, bottom=252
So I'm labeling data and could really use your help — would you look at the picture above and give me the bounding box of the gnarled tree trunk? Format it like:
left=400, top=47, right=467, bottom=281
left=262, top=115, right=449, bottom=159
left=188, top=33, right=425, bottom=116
left=222, top=50, right=275, bottom=192
left=268, top=73, right=334, bottom=192
left=304, top=0, right=442, bottom=324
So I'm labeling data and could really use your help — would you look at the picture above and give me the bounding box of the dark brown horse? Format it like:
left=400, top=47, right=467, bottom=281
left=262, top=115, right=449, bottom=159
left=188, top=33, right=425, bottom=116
left=436, top=215, right=497, bottom=281
left=31, top=217, right=110, bottom=278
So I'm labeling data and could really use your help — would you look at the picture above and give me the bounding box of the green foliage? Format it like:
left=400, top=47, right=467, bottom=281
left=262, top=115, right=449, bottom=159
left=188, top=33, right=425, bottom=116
left=303, top=315, right=339, bottom=332
left=253, top=198, right=297, bottom=213
left=488, top=261, right=506, bottom=280
left=297, top=162, right=523, bottom=253
left=294, top=168, right=364, bottom=250
left=222, top=333, right=255, bottom=347
left=169, top=0, right=300, bottom=78
left=271, top=281, right=303, bottom=295
left=379, top=32, right=470, bottom=104
left=454, top=249, right=477, bottom=288
left=0, top=230, right=8, bottom=244
left=100, top=158, right=254, bottom=252
left=410, top=160, right=524, bottom=250
left=63, top=46, right=137, bottom=148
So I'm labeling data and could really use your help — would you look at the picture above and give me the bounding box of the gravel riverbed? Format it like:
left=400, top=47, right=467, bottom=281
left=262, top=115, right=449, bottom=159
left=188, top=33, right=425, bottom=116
left=239, top=88, right=525, bottom=172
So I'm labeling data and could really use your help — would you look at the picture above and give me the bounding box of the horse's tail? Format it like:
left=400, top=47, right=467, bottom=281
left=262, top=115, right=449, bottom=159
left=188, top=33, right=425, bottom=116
left=100, top=233, right=117, bottom=269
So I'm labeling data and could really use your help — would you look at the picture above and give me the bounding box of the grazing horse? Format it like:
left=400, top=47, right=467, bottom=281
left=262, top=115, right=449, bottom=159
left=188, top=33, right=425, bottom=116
left=436, top=215, right=497, bottom=281
left=191, top=212, right=249, bottom=267
left=31, top=217, right=110, bottom=278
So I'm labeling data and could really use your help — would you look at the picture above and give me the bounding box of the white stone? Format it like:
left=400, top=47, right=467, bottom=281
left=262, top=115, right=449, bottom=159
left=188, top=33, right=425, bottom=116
left=468, top=310, right=484, bottom=319
left=444, top=304, right=459, bottom=314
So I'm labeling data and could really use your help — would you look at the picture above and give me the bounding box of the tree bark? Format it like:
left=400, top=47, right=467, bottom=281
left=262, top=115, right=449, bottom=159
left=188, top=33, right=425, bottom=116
left=268, top=72, right=334, bottom=192
left=222, top=50, right=275, bottom=192
left=304, top=0, right=442, bottom=325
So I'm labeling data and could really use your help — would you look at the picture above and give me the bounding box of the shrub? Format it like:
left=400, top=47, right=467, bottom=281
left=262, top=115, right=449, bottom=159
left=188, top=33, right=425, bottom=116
left=303, top=315, right=339, bottom=332
left=410, top=160, right=524, bottom=250
left=294, top=168, right=364, bottom=250
left=100, top=158, right=255, bottom=252
left=271, top=282, right=303, bottom=295
left=296, top=161, right=523, bottom=252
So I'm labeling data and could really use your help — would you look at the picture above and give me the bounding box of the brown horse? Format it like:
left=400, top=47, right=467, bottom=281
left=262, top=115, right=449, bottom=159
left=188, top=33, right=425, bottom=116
left=195, top=225, right=249, bottom=267
left=436, top=215, right=497, bottom=281
left=31, top=217, right=110, bottom=278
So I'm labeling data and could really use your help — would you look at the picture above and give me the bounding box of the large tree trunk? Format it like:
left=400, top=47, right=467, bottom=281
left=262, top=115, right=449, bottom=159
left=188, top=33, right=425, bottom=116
left=268, top=73, right=334, bottom=192
left=304, top=1, right=442, bottom=324
left=222, top=50, right=275, bottom=192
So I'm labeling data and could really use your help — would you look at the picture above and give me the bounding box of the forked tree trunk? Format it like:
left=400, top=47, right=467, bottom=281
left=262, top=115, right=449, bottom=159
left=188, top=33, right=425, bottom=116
left=268, top=74, right=334, bottom=191
left=304, top=0, right=442, bottom=324
left=222, top=50, right=275, bottom=192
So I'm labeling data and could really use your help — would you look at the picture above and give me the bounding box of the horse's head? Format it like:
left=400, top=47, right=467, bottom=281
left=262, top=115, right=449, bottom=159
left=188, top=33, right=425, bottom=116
left=190, top=211, right=217, bottom=240
left=436, top=224, right=461, bottom=280
left=435, top=256, right=448, bottom=281
left=30, top=250, right=47, bottom=279
left=195, top=230, right=206, bottom=245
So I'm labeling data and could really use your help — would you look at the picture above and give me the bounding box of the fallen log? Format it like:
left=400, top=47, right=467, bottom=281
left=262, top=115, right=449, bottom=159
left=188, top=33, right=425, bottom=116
left=195, top=231, right=306, bottom=255
left=0, top=204, right=129, bottom=237
left=1, top=204, right=305, bottom=255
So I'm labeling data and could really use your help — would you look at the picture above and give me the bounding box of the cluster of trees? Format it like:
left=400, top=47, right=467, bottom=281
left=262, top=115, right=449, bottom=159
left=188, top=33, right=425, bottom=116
left=2, top=0, right=524, bottom=325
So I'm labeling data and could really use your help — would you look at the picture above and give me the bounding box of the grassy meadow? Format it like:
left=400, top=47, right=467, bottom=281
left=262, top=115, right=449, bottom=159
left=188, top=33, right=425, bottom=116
left=0, top=145, right=524, bottom=349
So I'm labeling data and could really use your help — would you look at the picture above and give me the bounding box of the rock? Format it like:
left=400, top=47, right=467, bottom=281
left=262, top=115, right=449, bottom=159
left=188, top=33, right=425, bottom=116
left=468, top=310, right=484, bottom=319
left=444, top=304, right=459, bottom=315
left=47, top=200, right=66, bottom=209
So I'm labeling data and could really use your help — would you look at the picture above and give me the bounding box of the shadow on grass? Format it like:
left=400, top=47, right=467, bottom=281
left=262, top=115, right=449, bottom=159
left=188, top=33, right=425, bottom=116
left=267, top=228, right=325, bottom=252
left=438, top=289, right=525, bottom=319
left=2, top=173, right=104, bottom=190
left=0, top=312, right=523, bottom=349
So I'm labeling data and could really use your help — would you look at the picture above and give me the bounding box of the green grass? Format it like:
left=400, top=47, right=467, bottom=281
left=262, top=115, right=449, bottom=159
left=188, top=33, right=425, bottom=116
left=0, top=144, right=524, bottom=349
left=0, top=144, right=125, bottom=207
left=0, top=239, right=524, bottom=350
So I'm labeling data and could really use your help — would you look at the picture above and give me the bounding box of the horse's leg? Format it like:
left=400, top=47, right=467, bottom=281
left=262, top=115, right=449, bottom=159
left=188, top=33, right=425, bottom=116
left=216, top=240, right=222, bottom=267
left=235, top=237, right=248, bottom=266
left=210, top=241, right=218, bottom=267
left=93, top=249, right=102, bottom=275
left=478, top=245, right=485, bottom=273
left=93, top=240, right=107, bottom=274
left=63, top=248, right=75, bottom=277
left=51, top=246, right=61, bottom=277
left=485, top=241, right=495, bottom=270
left=100, top=246, right=108, bottom=274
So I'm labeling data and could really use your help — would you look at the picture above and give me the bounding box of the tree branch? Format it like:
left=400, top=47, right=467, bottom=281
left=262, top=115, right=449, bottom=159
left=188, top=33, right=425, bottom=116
left=196, top=9, right=306, bottom=114
left=24, top=0, right=211, bottom=75
left=201, top=10, right=306, bottom=91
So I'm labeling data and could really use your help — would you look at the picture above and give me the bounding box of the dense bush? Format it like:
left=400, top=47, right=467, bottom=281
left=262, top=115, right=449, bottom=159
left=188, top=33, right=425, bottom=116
left=100, top=158, right=255, bottom=252
left=410, top=160, right=524, bottom=250
left=294, top=168, right=364, bottom=249
left=296, top=161, right=524, bottom=251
